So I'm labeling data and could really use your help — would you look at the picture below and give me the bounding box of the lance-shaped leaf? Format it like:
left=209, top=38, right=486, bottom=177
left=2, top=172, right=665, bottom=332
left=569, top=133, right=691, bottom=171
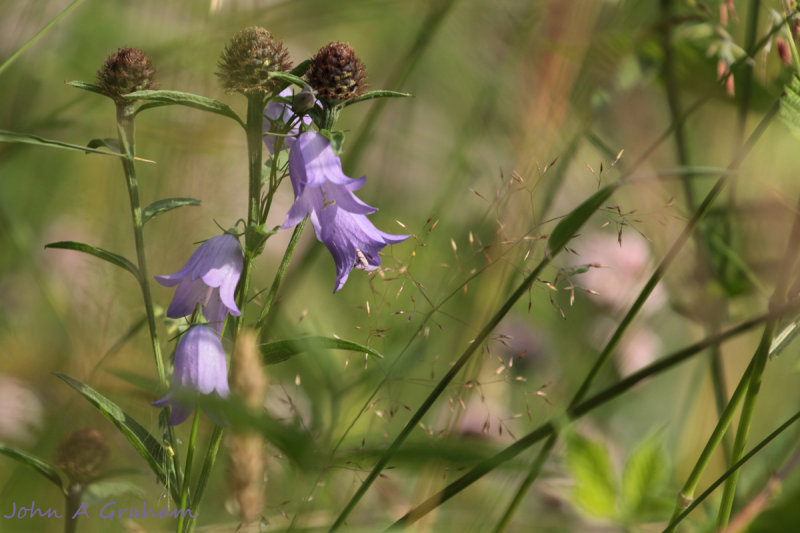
left=0, top=444, right=66, bottom=494
left=142, top=197, right=201, bottom=225
left=45, top=241, right=139, bottom=281
left=0, top=130, right=136, bottom=160
left=548, top=182, right=620, bottom=255
left=260, top=336, right=384, bottom=365
left=125, top=90, right=244, bottom=128
left=66, top=80, right=105, bottom=95
left=53, top=373, right=179, bottom=504
left=342, top=90, right=412, bottom=108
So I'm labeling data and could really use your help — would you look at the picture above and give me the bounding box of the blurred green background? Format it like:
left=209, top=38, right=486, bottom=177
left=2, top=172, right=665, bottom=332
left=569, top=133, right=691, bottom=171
left=4, top=0, right=800, bottom=531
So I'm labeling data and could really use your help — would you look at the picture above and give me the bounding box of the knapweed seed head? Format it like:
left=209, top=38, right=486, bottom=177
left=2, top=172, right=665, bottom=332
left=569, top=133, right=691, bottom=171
left=217, top=27, right=292, bottom=94
left=306, top=42, right=367, bottom=105
left=54, top=428, right=110, bottom=484
left=97, top=47, right=157, bottom=102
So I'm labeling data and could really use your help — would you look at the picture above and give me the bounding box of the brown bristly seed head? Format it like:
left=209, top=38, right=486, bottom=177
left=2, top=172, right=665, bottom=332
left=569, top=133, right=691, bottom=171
left=97, top=47, right=157, bottom=102
left=54, top=427, right=110, bottom=485
left=306, top=41, right=368, bottom=105
left=217, top=27, right=292, bottom=94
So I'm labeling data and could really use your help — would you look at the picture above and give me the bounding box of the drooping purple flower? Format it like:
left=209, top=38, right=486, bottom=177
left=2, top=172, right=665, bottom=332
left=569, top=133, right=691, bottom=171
left=282, top=132, right=408, bottom=292
left=263, top=87, right=314, bottom=154
left=155, top=234, right=243, bottom=333
left=152, top=325, right=230, bottom=426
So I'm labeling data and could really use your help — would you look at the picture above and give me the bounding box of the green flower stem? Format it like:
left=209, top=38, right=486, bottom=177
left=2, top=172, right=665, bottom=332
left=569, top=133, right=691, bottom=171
left=176, top=411, right=200, bottom=533
left=668, top=407, right=800, bottom=531
left=256, top=219, right=306, bottom=331
left=184, top=425, right=223, bottom=533
left=389, top=299, right=800, bottom=529
left=63, top=485, right=82, bottom=533
left=669, top=358, right=753, bottom=523
left=116, top=104, right=182, bottom=495
left=115, top=103, right=166, bottom=384
left=715, top=194, right=800, bottom=528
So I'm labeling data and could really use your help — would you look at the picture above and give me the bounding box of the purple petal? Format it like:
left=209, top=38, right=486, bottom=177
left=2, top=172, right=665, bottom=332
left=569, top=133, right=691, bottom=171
left=166, top=277, right=212, bottom=318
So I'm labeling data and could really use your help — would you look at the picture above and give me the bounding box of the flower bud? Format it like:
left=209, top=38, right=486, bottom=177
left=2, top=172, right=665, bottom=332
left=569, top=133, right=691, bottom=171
left=292, top=85, right=317, bottom=114
left=217, top=27, right=292, bottom=94
left=54, top=428, right=110, bottom=484
left=97, top=47, right=157, bottom=101
left=777, top=37, right=792, bottom=66
left=306, top=42, right=367, bottom=105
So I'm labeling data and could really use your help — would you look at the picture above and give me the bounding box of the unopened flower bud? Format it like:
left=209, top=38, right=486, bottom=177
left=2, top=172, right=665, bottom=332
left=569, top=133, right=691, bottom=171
left=217, top=27, right=292, bottom=94
left=777, top=37, right=792, bottom=66
left=54, top=428, right=110, bottom=484
left=306, top=42, right=367, bottom=105
left=97, top=47, right=157, bottom=101
left=292, top=85, right=317, bottom=114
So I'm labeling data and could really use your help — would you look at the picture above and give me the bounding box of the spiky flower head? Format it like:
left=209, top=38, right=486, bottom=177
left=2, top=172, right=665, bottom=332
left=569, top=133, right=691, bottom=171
left=54, top=428, right=110, bottom=484
left=306, top=42, right=367, bottom=105
left=97, top=47, right=157, bottom=101
left=217, top=27, right=292, bottom=94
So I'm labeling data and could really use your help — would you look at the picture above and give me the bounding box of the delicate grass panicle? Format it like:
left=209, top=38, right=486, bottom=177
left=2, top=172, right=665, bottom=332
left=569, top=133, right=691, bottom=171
left=227, top=329, right=266, bottom=526
left=54, top=427, right=110, bottom=484
left=217, top=27, right=292, bottom=94
left=306, top=42, right=368, bottom=105
left=97, top=47, right=157, bottom=101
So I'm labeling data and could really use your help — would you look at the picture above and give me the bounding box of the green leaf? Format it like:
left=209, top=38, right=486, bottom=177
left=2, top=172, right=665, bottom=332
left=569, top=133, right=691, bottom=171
left=142, top=197, right=201, bottom=225
left=66, top=80, right=106, bottom=95
left=290, top=59, right=311, bottom=78
left=341, top=90, right=412, bottom=108
left=45, top=241, right=139, bottom=281
left=548, top=183, right=619, bottom=255
left=0, top=444, right=66, bottom=493
left=268, top=71, right=310, bottom=89
left=0, top=129, right=130, bottom=159
left=53, top=373, right=179, bottom=503
left=87, top=138, right=121, bottom=153
left=620, top=432, right=668, bottom=519
left=780, top=74, right=800, bottom=142
left=260, top=336, right=384, bottom=365
left=125, top=90, right=245, bottom=128
left=565, top=431, right=619, bottom=519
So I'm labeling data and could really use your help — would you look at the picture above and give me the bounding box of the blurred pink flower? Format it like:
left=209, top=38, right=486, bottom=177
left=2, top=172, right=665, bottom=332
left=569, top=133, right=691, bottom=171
left=0, top=375, right=43, bottom=444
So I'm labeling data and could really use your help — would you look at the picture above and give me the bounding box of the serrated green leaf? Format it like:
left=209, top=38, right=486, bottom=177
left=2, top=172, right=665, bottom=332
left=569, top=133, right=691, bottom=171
left=0, top=130, right=130, bottom=159
left=45, top=241, right=139, bottom=281
left=142, top=197, right=201, bottom=225
left=548, top=183, right=620, bottom=255
left=0, top=444, right=66, bottom=494
left=620, top=433, right=668, bottom=518
left=342, top=90, right=412, bottom=108
left=260, top=336, right=384, bottom=365
left=565, top=432, right=619, bottom=519
left=125, top=90, right=244, bottom=128
left=53, top=373, right=179, bottom=504
left=66, top=80, right=106, bottom=95
left=780, top=74, right=800, bottom=141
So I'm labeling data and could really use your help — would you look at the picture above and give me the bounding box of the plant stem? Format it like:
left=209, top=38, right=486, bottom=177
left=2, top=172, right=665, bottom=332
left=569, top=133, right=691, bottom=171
left=185, top=425, right=223, bottom=533
left=63, top=485, right=82, bottom=533
left=116, top=103, right=166, bottom=384
left=716, top=194, right=800, bottom=528
left=176, top=411, right=200, bottom=533
left=256, top=219, right=306, bottom=332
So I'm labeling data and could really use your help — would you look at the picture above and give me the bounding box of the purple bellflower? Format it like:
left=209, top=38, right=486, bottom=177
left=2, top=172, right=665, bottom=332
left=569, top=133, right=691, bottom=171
left=263, top=87, right=313, bottom=154
left=282, top=132, right=409, bottom=292
left=152, top=325, right=230, bottom=425
left=155, top=234, right=243, bottom=333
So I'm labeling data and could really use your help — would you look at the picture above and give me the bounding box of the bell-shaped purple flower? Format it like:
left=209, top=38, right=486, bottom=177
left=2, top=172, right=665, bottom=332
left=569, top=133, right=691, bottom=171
left=282, top=132, right=408, bottom=292
left=263, top=87, right=313, bottom=154
left=152, top=325, right=230, bottom=425
left=155, top=234, right=243, bottom=333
